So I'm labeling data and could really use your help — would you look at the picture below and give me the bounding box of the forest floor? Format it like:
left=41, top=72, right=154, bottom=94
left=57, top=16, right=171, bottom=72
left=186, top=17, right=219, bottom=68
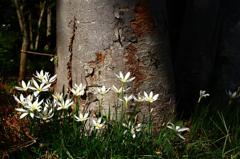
left=1, top=81, right=240, bottom=159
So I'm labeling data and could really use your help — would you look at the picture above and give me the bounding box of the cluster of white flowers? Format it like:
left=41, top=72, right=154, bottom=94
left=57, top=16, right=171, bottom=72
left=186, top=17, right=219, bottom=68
left=11, top=71, right=191, bottom=143
left=15, top=97, right=43, bottom=119
left=73, top=111, right=105, bottom=130
left=14, top=71, right=106, bottom=132
left=14, top=70, right=162, bottom=133
left=14, top=70, right=57, bottom=120
left=115, top=71, right=159, bottom=105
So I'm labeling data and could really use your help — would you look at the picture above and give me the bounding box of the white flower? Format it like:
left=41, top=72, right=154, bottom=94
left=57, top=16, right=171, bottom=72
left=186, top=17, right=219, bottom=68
left=123, top=122, right=142, bottom=139
left=16, top=98, right=43, bottom=119
left=34, top=70, right=46, bottom=82
left=198, top=90, right=210, bottom=103
left=15, top=108, right=29, bottom=119
left=36, top=102, right=54, bottom=121
left=131, top=123, right=141, bottom=138
left=166, top=122, right=190, bottom=140
left=34, top=70, right=57, bottom=84
left=25, top=95, right=33, bottom=102
left=92, top=118, right=105, bottom=130
left=144, top=91, right=159, bottom=103
left=15, top=80, right=31, bottom=91
left=44, top=74, right=57, bottom=84
left=47, top=74, right=57, bottom=83
left=30, top=79, right=51, bottom=96
left=119, top=95, right=133, bottom=106
left=14, top=94, right=33, bottom=106
left=14, top=94, right=27, bottom=106
left=133, top=92, right=145, bottom=102
left=115, top=71, right=135, bottom=83
left=227, top=90, right=239, bottom=99
left=71, top=83, right=86, bottom=96
left=97, top=86, right=110, bottom=95
left=27, top=98, right=43, bottom=117
left=200, top=90, right=210, bottom=98
left=57, top=98, right=73, bottom=110
left=52, top=92, right=63, bottom=102
left=74, top=112, right=89, bottom=122
left=112, top=85, right=124, bottom=94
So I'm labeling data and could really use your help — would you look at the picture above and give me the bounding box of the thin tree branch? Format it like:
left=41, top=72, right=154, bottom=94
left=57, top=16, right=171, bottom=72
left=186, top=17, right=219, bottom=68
left=46, top=0, right=52, bottom=38
left=28, top=14, right=34, bottom=49
left=13, top=0, right=26, bottom=35
left=45, top=0, right=52, bottom=50
left=21, top=50, right=54, bottom=57
left=34, top=0, right=47, bottom=49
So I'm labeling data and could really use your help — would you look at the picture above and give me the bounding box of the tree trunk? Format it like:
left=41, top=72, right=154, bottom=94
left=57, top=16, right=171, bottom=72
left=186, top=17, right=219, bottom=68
left=14, top=0, right=29, bottom=81
left=34, top=0, right=46, bottom=50
left=45, top=0, right=52, bottom=50
left=56, top=0, right=175, bottom=129
left=18, top=37, right=29, bottom=81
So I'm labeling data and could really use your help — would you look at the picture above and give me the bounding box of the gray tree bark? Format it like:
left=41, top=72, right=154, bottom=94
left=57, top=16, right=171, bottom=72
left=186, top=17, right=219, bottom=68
left=56, top=0, right=175, bottom=130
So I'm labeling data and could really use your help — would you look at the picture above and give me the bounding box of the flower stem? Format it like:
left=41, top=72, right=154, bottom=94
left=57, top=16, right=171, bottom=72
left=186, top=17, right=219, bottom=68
left=98, top=97, right=103, bottom=117
left=120, top=82, right=125, bottom=122
left=148, top=103, right=152, bottom=137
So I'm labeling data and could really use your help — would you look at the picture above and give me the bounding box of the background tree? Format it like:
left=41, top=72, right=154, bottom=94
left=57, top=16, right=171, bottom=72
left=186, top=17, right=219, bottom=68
left=13, top=0, right=55, bottom=81
left=56, top=0, right=175, bottom=129
left=166, top=0, right=240, bottom=117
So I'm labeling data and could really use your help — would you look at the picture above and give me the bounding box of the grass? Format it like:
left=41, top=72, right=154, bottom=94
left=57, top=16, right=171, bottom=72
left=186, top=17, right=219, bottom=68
left=4, top=100, right=239, bottom=159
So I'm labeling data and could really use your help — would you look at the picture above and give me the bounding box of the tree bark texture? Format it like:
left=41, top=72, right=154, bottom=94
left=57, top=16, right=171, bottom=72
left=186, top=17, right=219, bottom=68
left=56, top=0, right=175, bottom=129
left=18, top=38, right=29, bottom=81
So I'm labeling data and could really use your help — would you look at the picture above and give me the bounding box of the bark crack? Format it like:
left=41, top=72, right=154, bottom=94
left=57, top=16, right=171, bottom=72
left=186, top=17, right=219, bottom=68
left=67, top=16, right=77, bottom=92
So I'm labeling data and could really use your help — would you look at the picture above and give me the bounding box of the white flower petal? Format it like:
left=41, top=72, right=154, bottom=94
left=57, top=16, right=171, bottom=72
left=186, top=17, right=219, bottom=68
left=119, top=71, right=124, bottom=79
left=149, top=91, right=153, bottom=98
left=32, top=79, right=39, bottom=89
left=15, top=108, right=27, bottom=112
left=153, top=94, right=159, bottom=101
left=132, top=133, right=136, bottom=139
left=178, top=127, right=190, bottom=132
left=30, top=112, right=34, bottom=118
left=20, top=113, right=28, bottom=119
left=125, top=72, right=130, bottom=80
left=127, top=77, right=135, bottom=82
